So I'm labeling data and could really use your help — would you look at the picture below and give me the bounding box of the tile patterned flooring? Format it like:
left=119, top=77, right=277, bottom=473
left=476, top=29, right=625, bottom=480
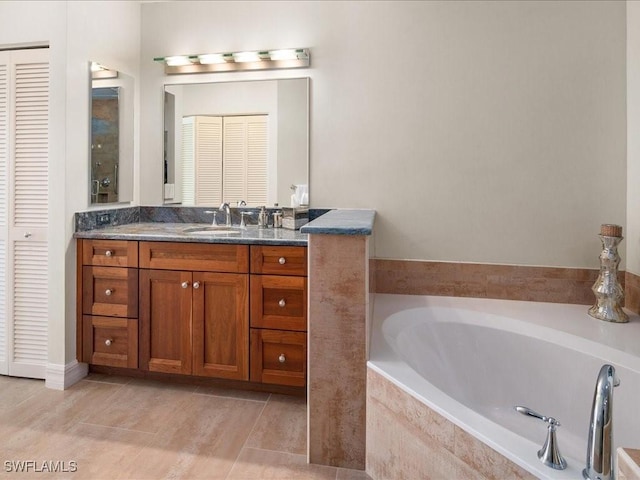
left=0, top=374, right=371, bottom=480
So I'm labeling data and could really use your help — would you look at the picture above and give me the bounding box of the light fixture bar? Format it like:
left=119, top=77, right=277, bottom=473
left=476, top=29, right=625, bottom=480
left=91, top=62, right=118, bottom=79
left=154, top=48, right=310, bottom=75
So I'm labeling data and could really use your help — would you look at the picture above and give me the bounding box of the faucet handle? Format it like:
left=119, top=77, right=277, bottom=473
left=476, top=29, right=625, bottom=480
left=515, top=406, right=560, bottom=427
left=205, top=210, right=218, bottom=226
left=515, top=406, right=567, bottom=470
left=240, top=211, right=252, bottom=228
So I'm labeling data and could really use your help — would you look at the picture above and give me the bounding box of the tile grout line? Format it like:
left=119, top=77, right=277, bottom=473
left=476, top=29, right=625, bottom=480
left=224, top=393, right=272, bottom=480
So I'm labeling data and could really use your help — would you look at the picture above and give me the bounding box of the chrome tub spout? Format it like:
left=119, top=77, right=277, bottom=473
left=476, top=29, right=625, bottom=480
left=583, top=364, right=620, bottom=480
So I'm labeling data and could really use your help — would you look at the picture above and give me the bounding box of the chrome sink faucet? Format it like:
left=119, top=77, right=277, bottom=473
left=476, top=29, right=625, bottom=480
left=219, top=202, right=232, bottom=227
left=583, top=364, right=620, bottom=480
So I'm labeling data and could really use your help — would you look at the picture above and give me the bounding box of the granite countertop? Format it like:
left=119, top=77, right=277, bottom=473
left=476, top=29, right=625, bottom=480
left=300, top=209, right=376, bottom=235
left=73, top=222, right=308, bottom=246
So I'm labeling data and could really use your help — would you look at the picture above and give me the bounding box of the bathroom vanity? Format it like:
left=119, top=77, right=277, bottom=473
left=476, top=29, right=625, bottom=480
left=76, top=223, right=307, bottom=392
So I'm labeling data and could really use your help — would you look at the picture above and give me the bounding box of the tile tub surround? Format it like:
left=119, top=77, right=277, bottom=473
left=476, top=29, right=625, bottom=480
left=366, top=368, right=535, bottom=480
left=305, top=209, right=375, bottom=470
left=373, top=258, right=632, bottom=306
left=618, top=448, right=640, bottom=480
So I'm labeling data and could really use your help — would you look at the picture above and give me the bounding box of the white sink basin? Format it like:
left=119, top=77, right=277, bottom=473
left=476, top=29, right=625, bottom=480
left=183, top=226, right=241, bottom=235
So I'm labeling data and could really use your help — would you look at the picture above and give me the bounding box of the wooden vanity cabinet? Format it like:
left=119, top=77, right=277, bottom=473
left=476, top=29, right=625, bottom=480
left=138, top=242, right=249, bottom=380
left=78, top=238, right=307, bottom=390
left=79, top=239, right=139, bottom=368
left=249, top=245, right=308, bottom=387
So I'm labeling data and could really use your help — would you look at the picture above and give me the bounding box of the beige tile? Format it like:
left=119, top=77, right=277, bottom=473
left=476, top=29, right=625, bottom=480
left=245, top=394, right=307, bottom=455
left=82, top=372, right=134, bottom=385
left=336, top=467, right=371, bottom=480
left=117, top=394, right=264, bottom=479
left=367, top=369, right=454, bottom=450
left=82, top=378, right=197, bottom=433
left=228, top=448, right=336, bottom=480
left=308, top=234, right=368, bottom=469
left=195, top=384, right=271, bottom=402
left=0, top=376, right=45, bottom=410
left=0, top=379, right=124, bottom=452
left=454, top=425, right=536, bottom=480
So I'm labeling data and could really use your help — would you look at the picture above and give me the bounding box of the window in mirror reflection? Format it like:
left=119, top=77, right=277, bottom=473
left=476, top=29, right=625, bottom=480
left=91, top=87, right=120, bottom=203
left=181, top=114, right=268, bottom=206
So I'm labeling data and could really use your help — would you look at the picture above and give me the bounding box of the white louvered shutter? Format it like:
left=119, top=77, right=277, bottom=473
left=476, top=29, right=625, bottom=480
left=4, top=48, right=49, bottom=379
left=0, top=57, right=8, bottom=374
left=246, top=116, right=267, bottom=205
left=222, top=116, right=267, bottom=206
left=181, top=117, right=195, bottom=205
left=194, top=116, right=222, bottom=205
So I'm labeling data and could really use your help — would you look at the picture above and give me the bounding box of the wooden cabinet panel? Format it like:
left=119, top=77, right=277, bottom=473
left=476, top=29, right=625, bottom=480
left=250, top=245, right=307, bottom=276
left=250, top=329, right=306, bottom=387
left=82, top=239, right=138, bottom=267
left=139, top=269, right=192, bottom=375
left=82, top=266, right=138, bottom=318
left=139, top=242, right=249, bottom=273
left=82, top=315, right=138, bottom=368
left=250, top=275, right=307, bottom=331
left=192, top=272, right=248, bottom=380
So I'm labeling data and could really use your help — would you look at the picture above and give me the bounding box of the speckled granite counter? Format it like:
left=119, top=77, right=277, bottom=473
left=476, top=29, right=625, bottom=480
left=73, top=222, right=307, bottom=246
left=300, top=209, right=375, bottom=235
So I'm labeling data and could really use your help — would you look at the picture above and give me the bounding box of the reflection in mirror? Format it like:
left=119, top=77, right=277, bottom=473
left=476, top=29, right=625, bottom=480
left=163, top=78, right=309, bottom=207
left=90, top=62, right=134, bottom=204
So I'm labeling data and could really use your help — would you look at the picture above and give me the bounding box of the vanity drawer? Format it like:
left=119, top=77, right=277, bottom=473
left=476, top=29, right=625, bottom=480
left=250, top=275, right=306, bottom=331
left=250, top=246, right=307, bottom=276
left=140, top=242, right=249, bottom=273
left=250, top=329, right=306, bottom=387
left=82, top=266, right=138, bottom=318
left=82, top=239, right=138, bottom=267
left=82, top=316, right=138, bottom=368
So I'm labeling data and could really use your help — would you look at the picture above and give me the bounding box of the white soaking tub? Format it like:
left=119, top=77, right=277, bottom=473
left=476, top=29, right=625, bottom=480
left=368, top=294, right=640, bottom=479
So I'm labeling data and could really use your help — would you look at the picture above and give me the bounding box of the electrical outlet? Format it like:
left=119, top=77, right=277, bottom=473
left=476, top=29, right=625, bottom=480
left=97, top=213, right=111, bottom=225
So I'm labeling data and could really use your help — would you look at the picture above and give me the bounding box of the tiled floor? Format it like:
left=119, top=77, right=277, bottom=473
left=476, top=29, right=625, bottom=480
left=0, top=374, right=371, bottom=480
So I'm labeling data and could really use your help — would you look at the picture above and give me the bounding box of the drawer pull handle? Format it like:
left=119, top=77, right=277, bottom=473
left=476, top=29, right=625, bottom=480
left=105, top=250, right=113, bottom=257
left=278, top=354, right=286, bottom=363
left=181, top=281, right=189, bottom=289
left=193, top=281, right=200, bottom=289
left=105, top=339, right=113, bottom=346
left=105, top=289, right=113, bottom=296
left=279, top=257, right=286, bottom=265
left=278, top=299, right=286, bottom=308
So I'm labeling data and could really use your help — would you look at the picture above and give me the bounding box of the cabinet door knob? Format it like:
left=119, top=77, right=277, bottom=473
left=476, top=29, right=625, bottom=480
left=278, top=299, right=286, bottom=308
left=278, top=354, right=286, bottom=363
left=105, top=339, right=113, bottom=346
left=278, top=257, right=286, bottom=265
left=181, top=281, right=189, bottom=289
left=105, top=250, right=113, bottom=257
left=24, top=232, right=32, bottom=238
left=193, top=281, right=200, bottom=289
left=105, top=289, right=113, bottom=296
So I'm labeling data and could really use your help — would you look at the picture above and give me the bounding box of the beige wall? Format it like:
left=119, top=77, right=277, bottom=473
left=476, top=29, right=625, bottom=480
left=628, top=1, right=640, bottom=276
left=140, top=1, right=626, bottom=269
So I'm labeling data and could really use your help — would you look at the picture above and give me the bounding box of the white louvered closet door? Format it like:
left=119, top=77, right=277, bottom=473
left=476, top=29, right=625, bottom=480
left=194, top=116, right=222, bottom=205
left=223, top=115, right=267, bottom=206
left=0, top=48, right=49, bottom=379
left=181, top=117, right=195, bottom=205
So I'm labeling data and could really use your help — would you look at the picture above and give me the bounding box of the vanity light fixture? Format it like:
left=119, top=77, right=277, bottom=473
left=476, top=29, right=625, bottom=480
left=154, top=48, right=310, bottom=75
left=91, top=62, right=118, bottom=79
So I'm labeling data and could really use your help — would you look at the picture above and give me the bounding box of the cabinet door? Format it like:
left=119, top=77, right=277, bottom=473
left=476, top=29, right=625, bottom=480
left=192, top=272, right=248, bottom=380
left=139, top=269, right=192, bottom=375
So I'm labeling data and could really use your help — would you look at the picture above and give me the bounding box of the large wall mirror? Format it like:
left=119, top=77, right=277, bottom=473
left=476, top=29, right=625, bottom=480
left=90, top=62, right=134, bottom=204
left=163, top=78, right=309, bottom=207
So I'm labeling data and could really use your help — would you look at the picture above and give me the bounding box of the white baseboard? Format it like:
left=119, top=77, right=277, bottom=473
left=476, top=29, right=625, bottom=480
left=45, top=360, right=88, bottom=390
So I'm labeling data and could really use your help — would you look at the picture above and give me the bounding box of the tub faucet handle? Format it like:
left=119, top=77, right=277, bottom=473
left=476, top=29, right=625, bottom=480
left=515, top=406, right=567, bottom=470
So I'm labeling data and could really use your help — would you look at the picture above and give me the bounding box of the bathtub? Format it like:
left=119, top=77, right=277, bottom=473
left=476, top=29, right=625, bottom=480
left=367, top=294, right=640, bottom=479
